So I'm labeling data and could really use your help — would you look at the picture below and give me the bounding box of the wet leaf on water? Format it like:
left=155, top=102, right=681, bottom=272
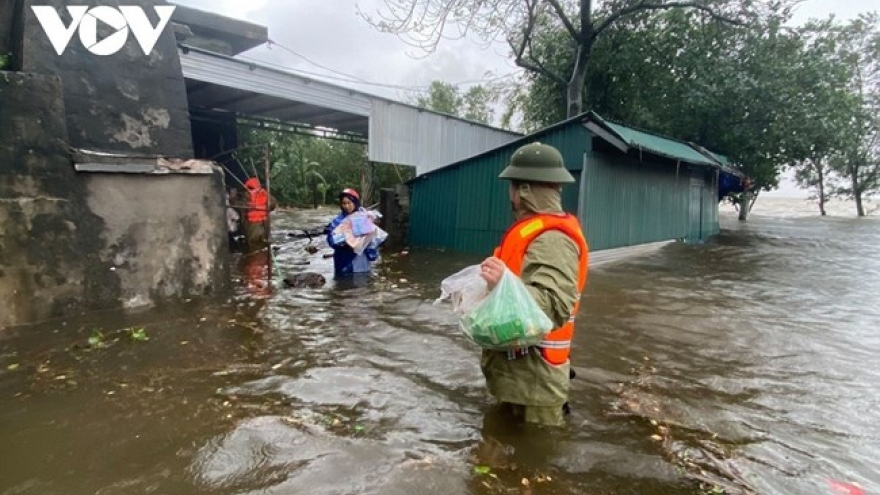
left=88, top=329, right=105, bottom=347
left=651, top=434, right=663, bottom=441
left=474, top=465, right=491, bottom=475
left=127, top=327, right=149, bottom=342
left=6, top=363, right=19, bottom=371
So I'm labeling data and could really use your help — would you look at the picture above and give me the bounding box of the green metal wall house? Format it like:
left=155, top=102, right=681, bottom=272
left=407, top=111, right=744, bottom=254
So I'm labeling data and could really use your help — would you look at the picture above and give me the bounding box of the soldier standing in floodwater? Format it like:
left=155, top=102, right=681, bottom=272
left=478, top=142, right=589, bottom=427
left=242, top=178, right=276, bottom=251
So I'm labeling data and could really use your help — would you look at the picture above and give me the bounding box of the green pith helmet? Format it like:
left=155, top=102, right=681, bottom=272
left=498, top=142, right=576, bottom=184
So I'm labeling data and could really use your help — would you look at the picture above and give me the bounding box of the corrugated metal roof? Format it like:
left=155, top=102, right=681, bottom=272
left=409, top=110, right=742, bottom=183
left=180, top=47, right=373, bottom=116
left=179, top=46, right=522, bottom=172
left=602, top=121, right=719, bottom=167
left=407, top=113, right=590, bottom=183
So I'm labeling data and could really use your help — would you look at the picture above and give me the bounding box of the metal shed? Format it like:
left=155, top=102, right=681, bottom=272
left=408, top=111, right=745, bottom=254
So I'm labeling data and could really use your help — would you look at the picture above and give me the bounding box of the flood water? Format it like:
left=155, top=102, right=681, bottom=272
left=1, top=198, right=878, bottom=495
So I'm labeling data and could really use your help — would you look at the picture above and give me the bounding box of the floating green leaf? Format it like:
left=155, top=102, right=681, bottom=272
left=127, top=327, right=149, bottom=342
left=474, top=465, right=491, bottom=475
left=88, top=329, right=105, bottom=347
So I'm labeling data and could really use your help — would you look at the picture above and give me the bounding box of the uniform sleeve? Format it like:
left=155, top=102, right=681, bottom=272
left=520, top=230, right=581, bottom=328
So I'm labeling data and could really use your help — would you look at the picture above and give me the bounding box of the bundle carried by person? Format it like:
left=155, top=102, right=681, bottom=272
left=331, top=208, right=388, bottom=254
left=435, top=264, right=553, bottom=350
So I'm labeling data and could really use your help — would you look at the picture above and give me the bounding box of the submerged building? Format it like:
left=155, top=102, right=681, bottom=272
left=407, top=111, right=745, bottom=254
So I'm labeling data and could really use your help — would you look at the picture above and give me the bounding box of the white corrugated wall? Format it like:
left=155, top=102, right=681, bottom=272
left=368, top=99, right=521, bottom=175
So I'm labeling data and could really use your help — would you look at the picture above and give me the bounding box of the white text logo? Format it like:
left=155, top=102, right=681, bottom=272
left=31, top=5, right=176, bottom=56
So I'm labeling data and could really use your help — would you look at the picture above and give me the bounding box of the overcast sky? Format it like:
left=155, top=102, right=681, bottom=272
left=169, top=0, right=880, bottom=196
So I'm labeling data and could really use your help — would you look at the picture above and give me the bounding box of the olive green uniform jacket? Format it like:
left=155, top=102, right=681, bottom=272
left=480, top=183, right=583, bottom=426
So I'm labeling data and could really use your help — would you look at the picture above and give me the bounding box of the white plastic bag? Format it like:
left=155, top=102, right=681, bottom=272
left=436, top=265, right=489, bottom=315
left=436, top=264, right=554, bottom=350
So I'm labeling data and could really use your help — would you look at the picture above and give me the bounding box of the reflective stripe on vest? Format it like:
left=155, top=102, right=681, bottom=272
left=492, top=213, right=589, bottom=365
left=247, top=188, right=269, bottom=223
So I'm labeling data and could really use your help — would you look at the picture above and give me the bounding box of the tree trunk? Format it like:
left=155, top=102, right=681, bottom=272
left=312, top=179, right=318, bottom=209
left=852, top=169, right=865, bottom=217
left=817, top=167, right=827, bottom=216
left=566, top=45, right=591, bottom=118
left=361, top=161, right=374, bottom=206
left=738, top=192, right=750, bottom=221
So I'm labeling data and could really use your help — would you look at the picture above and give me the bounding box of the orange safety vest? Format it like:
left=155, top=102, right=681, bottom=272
left=493, top=213, right=589, bottom=365
left=246, top=188, right=269, bottom=223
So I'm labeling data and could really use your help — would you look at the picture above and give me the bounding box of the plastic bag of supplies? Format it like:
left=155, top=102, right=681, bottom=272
left=332, top=210, right=388, bottom=255
left=436, top=264, right=554, bottom=350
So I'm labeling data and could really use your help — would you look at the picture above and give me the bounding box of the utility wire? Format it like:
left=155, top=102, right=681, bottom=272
left=255, top=39, right=519, bottom=93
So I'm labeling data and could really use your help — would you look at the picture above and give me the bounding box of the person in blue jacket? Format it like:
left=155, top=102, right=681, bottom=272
left=326, top=188, right=380, bottom=278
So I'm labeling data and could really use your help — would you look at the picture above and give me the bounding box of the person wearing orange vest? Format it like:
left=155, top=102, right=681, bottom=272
left=243, top=177, right=275, bottom=250
left=478, top=142, right=589, bottom=426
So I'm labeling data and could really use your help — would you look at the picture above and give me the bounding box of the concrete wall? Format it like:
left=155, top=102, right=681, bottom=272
left=83, top=173, right=229, bottom=310
left=0, top=71, right=230, bottom=329
left=0, top=0, right=231, bottom=329
left=0, top=72, right=107, bottom=326
left=19, top=0, right=193, bottom=157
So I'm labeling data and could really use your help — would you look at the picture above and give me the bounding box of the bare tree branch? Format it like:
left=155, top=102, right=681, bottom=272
left=544, top=0, right=580, bottom=41
left=508, top=0, right=568, bottom=85
left=591, top=1, right=746, bottom=42
left=509, top=36, right=567, bottom=85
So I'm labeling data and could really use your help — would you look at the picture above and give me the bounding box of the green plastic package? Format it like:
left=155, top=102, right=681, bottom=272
left=438, top=265, right=554, bottom=350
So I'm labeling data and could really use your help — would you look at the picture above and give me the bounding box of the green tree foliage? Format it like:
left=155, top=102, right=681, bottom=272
left=790, top=18, right=863, bottom=215
left=413, top=80, right=461, bottom=115
left=233, top=127, right=414, bottom=208
left=508, top=7, right=861, bottom=199
left=411, top=80, right=498, bottom=124
left=361, top=0, right=773, bottom=118
left=825, top=14, right=880, bottom=216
